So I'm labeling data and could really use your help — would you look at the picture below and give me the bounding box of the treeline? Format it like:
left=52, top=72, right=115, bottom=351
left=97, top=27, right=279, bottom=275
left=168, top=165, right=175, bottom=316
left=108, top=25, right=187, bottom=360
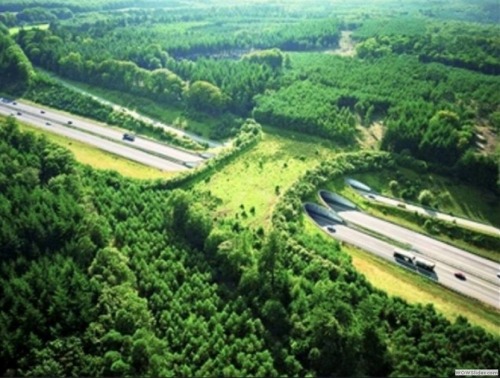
left=0, top=117, right=276, bottom=376
left=0, top=27, right=34, bottom=92
left=254, top=80, right=357, bottom=142
left=1, top=117, right=499, bottom=377
left=254, top=53, right=500, bottom=189
left=16, top=28, right=284, bottom=117
left=0, top=7, right=73, bottom=27
left=0, top=0, right=183, bottom=13
left=354, top=18, right=500, bottom=75
left=267, top=149, right=500, bottom=376
left=24, top=74, right=204, bottom=150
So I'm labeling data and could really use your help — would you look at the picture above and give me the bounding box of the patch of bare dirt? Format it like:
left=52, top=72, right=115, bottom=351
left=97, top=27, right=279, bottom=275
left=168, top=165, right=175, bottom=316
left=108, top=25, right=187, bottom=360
left=326, top=30, right=356, bottom=57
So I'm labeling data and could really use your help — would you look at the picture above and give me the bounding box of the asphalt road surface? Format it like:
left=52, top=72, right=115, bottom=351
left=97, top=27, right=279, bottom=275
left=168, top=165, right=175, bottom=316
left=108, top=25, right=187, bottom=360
left=310, top=215, right=499, bottom=309
left=0, top=100, right=203, bottom=165
left=47, top=79, right=223, bottom=148
left=334, top=208, right=500, bottom=285
left=0, top=104, right=187, bottom=172
left=361, top=191, right=500, bottom=237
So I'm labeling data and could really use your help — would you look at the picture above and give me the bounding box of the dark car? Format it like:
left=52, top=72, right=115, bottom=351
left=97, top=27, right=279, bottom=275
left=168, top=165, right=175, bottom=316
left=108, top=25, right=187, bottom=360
left=45, top=122, right=51, bottom=126
left=40, top=110, right=45, bottom=114
left=16, top=112, right=21, bottom=116
left=67, top=120, right=73, bottom=125
left=326, top=226, right=336, bottom=233
left=454, top=272, right=466, bottom=280
left=123, top=133, right=135, bottom=142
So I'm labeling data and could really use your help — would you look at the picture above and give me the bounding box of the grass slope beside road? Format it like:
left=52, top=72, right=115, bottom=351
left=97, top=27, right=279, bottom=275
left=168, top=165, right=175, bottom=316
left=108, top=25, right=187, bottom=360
left=16, top=119, right=172, bottom=180
left=303, top=219, right=500, bottom=336
left=324, top=175, right=500, bottom=262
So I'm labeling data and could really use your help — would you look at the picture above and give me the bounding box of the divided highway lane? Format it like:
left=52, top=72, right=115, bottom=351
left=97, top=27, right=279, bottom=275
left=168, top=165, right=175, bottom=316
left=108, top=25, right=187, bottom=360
left=321, top=223, right=500, bottom=309
left=335, top=209, right=500, bottom=285
left=0, top=107, right=187, bottom=172
left=363, top=191, right=500, bottom=237
left=0, top=101, right=204, bottom=165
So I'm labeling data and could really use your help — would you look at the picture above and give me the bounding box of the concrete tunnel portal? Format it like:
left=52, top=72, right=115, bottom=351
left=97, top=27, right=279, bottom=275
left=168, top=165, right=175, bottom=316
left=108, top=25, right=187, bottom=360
left=303, top=202, right=345, bottom=227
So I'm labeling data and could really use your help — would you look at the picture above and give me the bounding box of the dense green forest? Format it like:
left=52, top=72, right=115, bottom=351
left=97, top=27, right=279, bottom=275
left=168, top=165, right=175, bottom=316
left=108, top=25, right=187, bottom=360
left=1, top=117, right=498, bottom=377
left=1, top=0, right=499, bottom=376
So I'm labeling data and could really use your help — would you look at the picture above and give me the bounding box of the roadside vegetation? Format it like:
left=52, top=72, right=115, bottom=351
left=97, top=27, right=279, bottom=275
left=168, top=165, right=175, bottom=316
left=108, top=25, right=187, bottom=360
left=303, top=219, right=500, bottom=336
left=14, top=117, right=172, bottom=180
left=0, top=0, right=499, bottom=376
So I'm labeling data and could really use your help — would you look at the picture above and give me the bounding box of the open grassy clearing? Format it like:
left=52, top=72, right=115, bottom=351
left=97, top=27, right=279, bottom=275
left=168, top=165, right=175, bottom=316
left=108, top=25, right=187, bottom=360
left=9, top=24, right=49, bottom=35
left=40, top=72, right=220, bottom=140
left=323, top=178, right=499, bottom=261
left=303, top=218, right=500, bottom=336
left=198, top=125, right=340, bottom=228
left=15, top=120, right=173, bottom=180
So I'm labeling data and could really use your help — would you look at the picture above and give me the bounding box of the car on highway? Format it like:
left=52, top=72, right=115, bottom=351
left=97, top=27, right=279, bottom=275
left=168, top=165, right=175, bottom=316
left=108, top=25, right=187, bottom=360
left=16, top=112, right=21, bottom=116
left=367, top=194, right=376, bottom=200
left=45, top=122, right=51, bottom=126
left=67, top=121, right=73, bottom=125
left=12, top=102, right=17, bottom=105
left=497, top=272, right=500, bottom=279
left=326, top=226, right=336, bottom=233
left=397, top=203, right=407, bottom=209
left=123, top=133, right=135, bottom=142
left=40, top=110, right=45, bottom=114
left=454, top=272, right=466, bottom=280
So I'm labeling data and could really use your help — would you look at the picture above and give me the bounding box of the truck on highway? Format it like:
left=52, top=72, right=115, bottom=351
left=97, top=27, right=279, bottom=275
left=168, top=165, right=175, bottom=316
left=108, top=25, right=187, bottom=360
left=393, top=249, right=415, bottom=264
left=415, top=257, right=435, bottom=271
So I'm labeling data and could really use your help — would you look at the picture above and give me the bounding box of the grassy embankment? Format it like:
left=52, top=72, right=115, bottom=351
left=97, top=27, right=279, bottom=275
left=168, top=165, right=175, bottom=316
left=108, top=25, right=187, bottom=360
left=303, top=218, right=500, bottom=336
left=12, top=118, right=173, bottom=180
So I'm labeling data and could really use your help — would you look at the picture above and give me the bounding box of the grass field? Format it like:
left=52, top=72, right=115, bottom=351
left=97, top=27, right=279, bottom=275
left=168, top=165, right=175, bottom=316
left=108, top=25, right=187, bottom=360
left=303, top=218, right=500, bottom=335
left=198, top=125, right=340, bottom=228
left=9, top=24, right=49, bottom=35
left=16, top=121, right=173, bottom=180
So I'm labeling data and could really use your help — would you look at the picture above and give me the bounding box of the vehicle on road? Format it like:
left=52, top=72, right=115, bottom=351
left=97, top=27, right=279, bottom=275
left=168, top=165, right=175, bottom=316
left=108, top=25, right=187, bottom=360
left=496, top=272, right=500, bottom=279
left=45, top=122, right=51, bottom=126
left=415, top=257, right=436, bottom=272
left=397, top=203, right=407, bottom=209
left=454, top=272, right=466, bottom=280
left=367, top=194, right=376, bottom=200
left=67, top=121, right=73, bottom=125
left=16, top=112, right=21, bottom=116
left=326, top=226, right=336, bottom=233
left=12, top=102, right=17, bottom=105
left=123, top=133, right=135, bottom=142
left=393, top=249, right=415, bottom=264
left=40, top=110, right=45, bottom=114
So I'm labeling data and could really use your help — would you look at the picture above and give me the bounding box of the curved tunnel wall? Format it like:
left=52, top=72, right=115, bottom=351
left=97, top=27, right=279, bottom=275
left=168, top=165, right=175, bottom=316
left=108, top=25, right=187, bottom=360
left=304, top=202, right=345, bottom=224
left=319, top=190, right=357, bottom=210
left=345, top=178, right=372, bottom=192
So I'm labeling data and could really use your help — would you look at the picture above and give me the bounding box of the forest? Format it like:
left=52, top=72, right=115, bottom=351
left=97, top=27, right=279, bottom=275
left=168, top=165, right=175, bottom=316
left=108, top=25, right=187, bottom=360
left=0, top=0, right=499, bottom=376
left=1, top=116, right=499, bottom=377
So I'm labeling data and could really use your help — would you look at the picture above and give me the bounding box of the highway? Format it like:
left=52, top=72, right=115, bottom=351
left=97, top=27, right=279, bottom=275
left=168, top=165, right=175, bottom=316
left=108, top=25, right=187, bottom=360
left=0, top=103, right=187, bottom=172
left=335, top=209, right=500, bottom=283
left=45, top=78, right=224, bottom=148
left=360, top=190, right=500, bottom=237
left=0, top=100, right=204, bottom=166
left=307, top=210, right=500, bottom=309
